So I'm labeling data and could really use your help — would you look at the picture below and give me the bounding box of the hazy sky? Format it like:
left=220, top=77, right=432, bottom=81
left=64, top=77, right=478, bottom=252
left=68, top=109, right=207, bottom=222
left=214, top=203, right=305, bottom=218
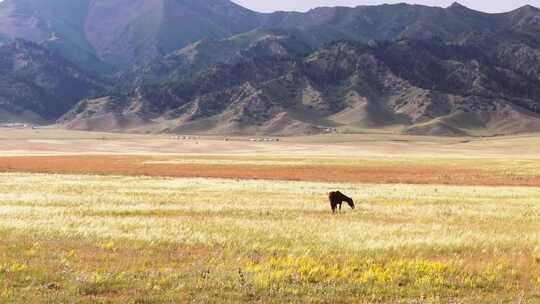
left=232, top=0, right=540, bottom=13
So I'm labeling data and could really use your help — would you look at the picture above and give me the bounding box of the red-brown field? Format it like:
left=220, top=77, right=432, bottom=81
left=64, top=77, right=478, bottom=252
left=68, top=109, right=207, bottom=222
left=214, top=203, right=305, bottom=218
left=0, top=154, right=538, bottom=186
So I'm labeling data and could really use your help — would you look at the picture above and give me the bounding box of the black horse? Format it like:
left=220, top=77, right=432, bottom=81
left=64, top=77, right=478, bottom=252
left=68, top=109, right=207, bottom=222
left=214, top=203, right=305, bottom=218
left=328, top=191, right=355, bottom=214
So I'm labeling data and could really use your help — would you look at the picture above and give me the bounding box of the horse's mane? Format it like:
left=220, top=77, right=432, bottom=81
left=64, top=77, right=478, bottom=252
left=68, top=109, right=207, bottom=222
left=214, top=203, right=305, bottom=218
left=330, top=191, right=351, bottom=201
left=336, top=191, right=352, bottom=202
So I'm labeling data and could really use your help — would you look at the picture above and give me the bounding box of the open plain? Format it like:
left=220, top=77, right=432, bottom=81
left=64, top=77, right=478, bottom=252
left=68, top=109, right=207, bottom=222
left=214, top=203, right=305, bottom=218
left=1, top=129, right=540, bottom=303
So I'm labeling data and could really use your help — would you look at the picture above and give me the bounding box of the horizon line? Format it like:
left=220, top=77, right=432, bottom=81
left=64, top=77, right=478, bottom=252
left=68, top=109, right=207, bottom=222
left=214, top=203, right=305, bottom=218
left=231, top=1, right=539, bottom=15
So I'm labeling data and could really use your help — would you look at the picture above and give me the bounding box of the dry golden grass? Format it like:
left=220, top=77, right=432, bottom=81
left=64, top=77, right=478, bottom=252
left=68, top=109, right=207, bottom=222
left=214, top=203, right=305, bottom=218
left=2, top=130, right=540, bottom=302
left=1, top=173, right=540, bottom=302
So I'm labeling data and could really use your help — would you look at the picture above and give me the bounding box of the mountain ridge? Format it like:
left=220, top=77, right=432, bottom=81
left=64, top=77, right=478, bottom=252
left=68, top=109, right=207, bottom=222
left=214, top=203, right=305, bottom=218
left=1, top=0, right=538, bottom=70
left=61, top=38, right=540, bottom=136
left=1, top=0, right=540, bottom=136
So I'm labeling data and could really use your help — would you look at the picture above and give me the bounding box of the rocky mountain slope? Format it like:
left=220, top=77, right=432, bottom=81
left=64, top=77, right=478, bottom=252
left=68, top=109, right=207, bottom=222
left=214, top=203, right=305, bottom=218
left=119, top=29, right=315, bottom=87
left=2, top=0, right=538, bottom=71
left=0, top=0, right=110, bottom=72
left=0, top=39, right=107, bottom=123
left=61, top=38, right=540, bottom=136
left=0, top=0, right=266, bottom=69
left=2, top=1, right=540, bottom=135
left=117, top=3, right=540, bottom=92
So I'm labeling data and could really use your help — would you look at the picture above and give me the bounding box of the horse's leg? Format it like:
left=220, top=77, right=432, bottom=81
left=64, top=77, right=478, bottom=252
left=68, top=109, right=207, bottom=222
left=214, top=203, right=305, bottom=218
left=339, top=202, right=342, bottom=214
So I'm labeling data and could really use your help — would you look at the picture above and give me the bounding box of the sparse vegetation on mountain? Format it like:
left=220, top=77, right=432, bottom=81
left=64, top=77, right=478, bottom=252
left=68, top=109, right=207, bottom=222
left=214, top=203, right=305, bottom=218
left=0, top=0, right=540, bottom=135
left=63, top=37, right=540, bottom=136
left=0, top=40, right=107, bottom=123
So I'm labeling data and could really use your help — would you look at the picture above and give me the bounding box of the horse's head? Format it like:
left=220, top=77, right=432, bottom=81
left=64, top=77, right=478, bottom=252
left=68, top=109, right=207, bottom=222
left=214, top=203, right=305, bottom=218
left=347, top=198, right=355, bottom=209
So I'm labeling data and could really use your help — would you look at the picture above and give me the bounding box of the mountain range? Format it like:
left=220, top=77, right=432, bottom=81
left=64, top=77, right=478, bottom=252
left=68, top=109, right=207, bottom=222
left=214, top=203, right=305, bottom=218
left=1, top=0, right=540, bottom=136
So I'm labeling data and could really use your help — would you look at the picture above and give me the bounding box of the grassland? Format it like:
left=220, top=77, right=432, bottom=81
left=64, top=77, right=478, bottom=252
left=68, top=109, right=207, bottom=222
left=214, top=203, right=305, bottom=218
left=1, top=130, right=540, bottom=302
